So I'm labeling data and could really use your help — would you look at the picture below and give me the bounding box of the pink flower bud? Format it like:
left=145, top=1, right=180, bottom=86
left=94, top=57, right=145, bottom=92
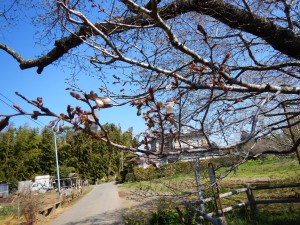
left=95, top=98, right=104, bottom=108
left=87, top=110, right=100, bottom=122
left=165, top=102, right=175, bottom=113
left=102, top=97, right=111, bottom=104
left=87, top=114, right=95, bottom=122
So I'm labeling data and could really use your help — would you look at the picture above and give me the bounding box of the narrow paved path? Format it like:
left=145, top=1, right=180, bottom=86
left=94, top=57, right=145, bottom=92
left=50, top=182, right=124, bottom=225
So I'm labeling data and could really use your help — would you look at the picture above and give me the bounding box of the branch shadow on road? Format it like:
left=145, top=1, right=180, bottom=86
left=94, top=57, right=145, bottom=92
left=58, top=208, right=125, bottom=225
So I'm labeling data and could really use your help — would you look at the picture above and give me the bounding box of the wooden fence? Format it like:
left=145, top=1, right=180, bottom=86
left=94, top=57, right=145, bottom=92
left=38, top=201, right=62, bottom=219
left=189, top=183, right=300, bottom=225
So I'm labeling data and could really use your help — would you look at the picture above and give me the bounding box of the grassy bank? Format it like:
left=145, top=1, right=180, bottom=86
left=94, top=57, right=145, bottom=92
left=226, top=207, right=300, bottom=225
left=123, top=155, right=300, bottom=190
left=223, top=156, right=299, bottom=181
left=122, top=155, right=300, bottom=225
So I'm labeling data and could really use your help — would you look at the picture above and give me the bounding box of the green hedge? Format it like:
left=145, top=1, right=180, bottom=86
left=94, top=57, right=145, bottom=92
left=133, top=156, right=242, bottom=182
left=134, top=166, right=158, bottom=181
left=133, top=162, right=194, bottom=181
left=158, top=161, right=193, bottom=177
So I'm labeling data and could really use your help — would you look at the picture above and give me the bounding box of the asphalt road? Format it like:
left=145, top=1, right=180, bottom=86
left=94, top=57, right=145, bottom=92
left=50, top=182, right=124, bottom=225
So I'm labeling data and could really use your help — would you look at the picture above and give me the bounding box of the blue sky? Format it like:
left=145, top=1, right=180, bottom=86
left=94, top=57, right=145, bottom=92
left=0, top=13, right=146, bottom=135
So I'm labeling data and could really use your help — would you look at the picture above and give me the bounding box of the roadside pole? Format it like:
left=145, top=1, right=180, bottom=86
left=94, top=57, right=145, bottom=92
left=54, top=132, right=61, bottom=195
left=194, top=157, right=205, bottom=212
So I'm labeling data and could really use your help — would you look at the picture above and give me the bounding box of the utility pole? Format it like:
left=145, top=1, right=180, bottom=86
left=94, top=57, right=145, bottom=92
left=54, top=132, right=61, bottom=194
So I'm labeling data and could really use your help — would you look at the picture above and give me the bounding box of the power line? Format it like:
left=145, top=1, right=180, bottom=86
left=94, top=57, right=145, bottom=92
left=0, top=92, right=15, bottom=104
left=0, top=96, right=16, bottom=110
left=0, top=92, right=47, bottom=128
left=1, top=94, right=62, bottom=193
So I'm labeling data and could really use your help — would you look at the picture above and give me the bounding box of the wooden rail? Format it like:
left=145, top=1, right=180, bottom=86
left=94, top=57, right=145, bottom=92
left=38, top=201, right=61, bottom=219
left=192, top=183, right=300, bottom=225
left=199, top=188, right=248, bottom=204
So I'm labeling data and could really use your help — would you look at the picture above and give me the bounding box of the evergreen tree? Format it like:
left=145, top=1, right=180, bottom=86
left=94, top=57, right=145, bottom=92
left=0, top=125, right=16, bottom=182
left=40, top=128, right=55, bottom=175
left=0, top=122, right=137, bottom=185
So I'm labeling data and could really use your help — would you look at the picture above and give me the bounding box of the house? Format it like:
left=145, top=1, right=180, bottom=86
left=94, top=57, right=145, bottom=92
left=149, top=130, right=208, bottom=152
left=147, top=129, right=217, bottom=165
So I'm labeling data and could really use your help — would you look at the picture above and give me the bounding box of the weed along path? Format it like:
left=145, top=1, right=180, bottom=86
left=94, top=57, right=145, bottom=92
left=50, top=182, right=124, bottom=225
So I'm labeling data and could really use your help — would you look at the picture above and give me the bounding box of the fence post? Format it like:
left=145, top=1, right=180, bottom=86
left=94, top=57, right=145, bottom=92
left=246, top=184, right=256, bottom=213
left=208, top=162, right=224, bottom=216
left=217, top=216, right=228, bottom=225
left=193, top=157, right=205, bottom=212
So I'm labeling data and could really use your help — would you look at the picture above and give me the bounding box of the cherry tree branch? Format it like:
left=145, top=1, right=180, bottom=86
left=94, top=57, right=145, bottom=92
left=1, top=0, right=300, bottom=74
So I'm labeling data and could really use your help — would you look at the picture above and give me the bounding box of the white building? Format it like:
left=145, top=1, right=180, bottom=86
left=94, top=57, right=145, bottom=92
left=147, top=130, right=218, bottom=165
left=150, top=130, right=208, bottom=152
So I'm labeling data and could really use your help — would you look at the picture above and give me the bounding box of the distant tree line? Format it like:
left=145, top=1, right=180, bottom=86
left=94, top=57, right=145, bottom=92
left=0, top=123, right=138, bottom=189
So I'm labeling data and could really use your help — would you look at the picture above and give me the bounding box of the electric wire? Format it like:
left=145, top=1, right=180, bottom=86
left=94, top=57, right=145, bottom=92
left=0, top=92, right=47, bottom=128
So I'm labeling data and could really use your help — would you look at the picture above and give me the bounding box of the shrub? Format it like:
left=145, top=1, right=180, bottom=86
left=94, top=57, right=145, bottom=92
left=133, top=166, right=158, bottom=181
left=149, top=209, right=182, bottom=225
left=18, top=190, right=42, bottom=225
left=158, top=165, right=176, bottom=177
left=148, top=202, right=198, bottom=225
left=125, top=173, right=136, bottom=182
left=173, top=161, right=194, bottom=174
left=0, top=206, right=16, bottom=216
left=124, top=210, right=147, bottom=225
